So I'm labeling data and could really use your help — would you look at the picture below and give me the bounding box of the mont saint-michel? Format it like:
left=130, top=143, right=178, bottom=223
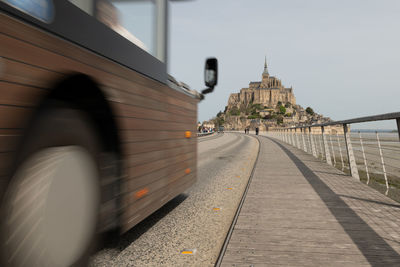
left=229, top=57, right=296, bottom=110
left=214, top=58, right=331, bottom=131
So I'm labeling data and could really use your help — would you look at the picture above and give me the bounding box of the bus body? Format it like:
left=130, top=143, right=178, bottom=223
left=0, top=1, right=207, bottom=265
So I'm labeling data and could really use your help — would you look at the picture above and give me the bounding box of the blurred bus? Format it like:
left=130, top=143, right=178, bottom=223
left=0, top=1, right=217, bottom=266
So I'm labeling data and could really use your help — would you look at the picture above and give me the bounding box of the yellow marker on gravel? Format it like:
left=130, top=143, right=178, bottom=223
left=213, top=207, right=221, bottom=211
left=181, top=249, right=196, bottom=255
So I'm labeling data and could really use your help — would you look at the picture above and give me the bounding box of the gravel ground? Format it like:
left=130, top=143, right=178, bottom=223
left=90, top=132, right=258, bottom=267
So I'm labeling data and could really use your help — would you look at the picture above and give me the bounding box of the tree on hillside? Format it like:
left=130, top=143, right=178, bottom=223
left=277, top=115, right=284, bottom=124
left=279, top=105, right=286, bottom=115
left=306, top=107, right=314, bottom=115
left=213, top=116, right=225, bottom=127
left=229, top=106, right=240, bottom=116
left=251, top=109, right=258, bottom=115
left=252, top=103, right=262, bottom=110
left=247, top=114, right=261, bottom=119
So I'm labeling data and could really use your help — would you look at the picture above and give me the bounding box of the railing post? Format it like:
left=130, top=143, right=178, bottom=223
left=292, top=128, right=296, bottom=146
left=343, top=124, right=359, bottom=180
left=286, top=129, right=289, bottom=144
left=397, top=118, right=400, bottom=141
left=320, top=136, right=324, bottom=159
left=296, top=128, right=301, bottom=149
left=286, top=129, right=289, bottom=143
left=298, top=129, right=302, bottom=150
left=299, top=128, right=303, bottom=151
left=309, top=127, right=317, bottom=157
left=291, top=129, right=295, bottom=146
left=329, top=134, right=336, bottom=167
left=321, top=126, right=332, bottom=165
left=336, top=133, right=344, bottom=171
left=304, top=127, right=309, bottom=152
left=358, top=131, right=370, bottom=185
left=376, top=132, right=389, bottom=195
left=293, top=129, right=297, bottom=147
left=313, top=133, right=319, bottom=157
left=301, top=128, right=307, bottom=152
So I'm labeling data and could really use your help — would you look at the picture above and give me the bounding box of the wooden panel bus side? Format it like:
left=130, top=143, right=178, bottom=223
left=0, top=12, right=198, bottom=233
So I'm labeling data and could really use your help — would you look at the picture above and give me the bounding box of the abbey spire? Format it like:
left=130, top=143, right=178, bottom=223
left=263, top=56, right=269, bottom=76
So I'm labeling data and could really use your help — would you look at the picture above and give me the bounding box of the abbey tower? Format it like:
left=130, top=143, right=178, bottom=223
left=212, top=58, right=332, bottom=131
left=227, top=58, right=296, bottom=111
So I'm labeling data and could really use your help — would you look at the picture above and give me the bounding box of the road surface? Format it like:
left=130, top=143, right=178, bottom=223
left=90, top=132, right=258, bottom=266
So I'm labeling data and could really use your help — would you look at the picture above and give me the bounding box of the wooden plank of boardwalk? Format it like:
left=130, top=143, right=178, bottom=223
left=220, top=135, right=400, bottom=267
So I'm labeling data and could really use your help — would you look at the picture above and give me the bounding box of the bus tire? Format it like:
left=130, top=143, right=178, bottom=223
left=1, top=105, right=105, bottom=267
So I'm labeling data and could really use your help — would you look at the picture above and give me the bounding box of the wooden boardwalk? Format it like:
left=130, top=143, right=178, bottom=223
left=220, top=136, right=400, bottom=266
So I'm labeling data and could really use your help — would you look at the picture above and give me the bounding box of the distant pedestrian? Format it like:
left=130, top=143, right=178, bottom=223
left=255, top=127, right=259, bottom=135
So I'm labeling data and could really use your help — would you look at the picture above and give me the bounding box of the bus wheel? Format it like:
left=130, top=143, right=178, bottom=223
left=1, top=107, right=104, bottom=267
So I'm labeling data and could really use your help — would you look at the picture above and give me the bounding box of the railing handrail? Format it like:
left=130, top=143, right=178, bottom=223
left=267, top=111, right=400, bottom=198
left=279, top=111, right=400, bottom=129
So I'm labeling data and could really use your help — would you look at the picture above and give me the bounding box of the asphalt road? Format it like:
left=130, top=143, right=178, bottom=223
left=90, top=132, right=258, bottom=267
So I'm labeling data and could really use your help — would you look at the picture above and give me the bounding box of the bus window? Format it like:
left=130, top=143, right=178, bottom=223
left=69, top=0, right=156, bottom=57
left=69, top=0, right=94, bottom=15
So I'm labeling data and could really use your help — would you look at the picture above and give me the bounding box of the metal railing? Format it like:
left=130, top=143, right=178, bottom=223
left=197, top=132, right=214, bottom=137
left=266, top=112, right=400, bottom=199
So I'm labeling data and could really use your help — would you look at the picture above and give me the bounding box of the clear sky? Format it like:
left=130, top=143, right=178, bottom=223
left=168, top=0, right=400, bottom=129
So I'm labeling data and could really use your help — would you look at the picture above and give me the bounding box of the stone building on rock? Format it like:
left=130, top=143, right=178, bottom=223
left=217, top=57, right=333, bottom=131
left=227, top=57, right=296, bottom=111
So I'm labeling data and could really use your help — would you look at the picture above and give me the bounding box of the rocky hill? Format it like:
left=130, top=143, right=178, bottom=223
left=212, top=59, right=331, bottom=131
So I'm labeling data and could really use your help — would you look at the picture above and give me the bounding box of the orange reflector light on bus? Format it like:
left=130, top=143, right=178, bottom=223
left=185, top=168, right=191, bottom=174
left=135, top=188, right=149, bottom=199
left=185, top=131, right=192, bottom=138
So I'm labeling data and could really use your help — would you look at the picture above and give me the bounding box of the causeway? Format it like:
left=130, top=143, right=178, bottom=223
left=220, top=135, right=400, bottom=266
